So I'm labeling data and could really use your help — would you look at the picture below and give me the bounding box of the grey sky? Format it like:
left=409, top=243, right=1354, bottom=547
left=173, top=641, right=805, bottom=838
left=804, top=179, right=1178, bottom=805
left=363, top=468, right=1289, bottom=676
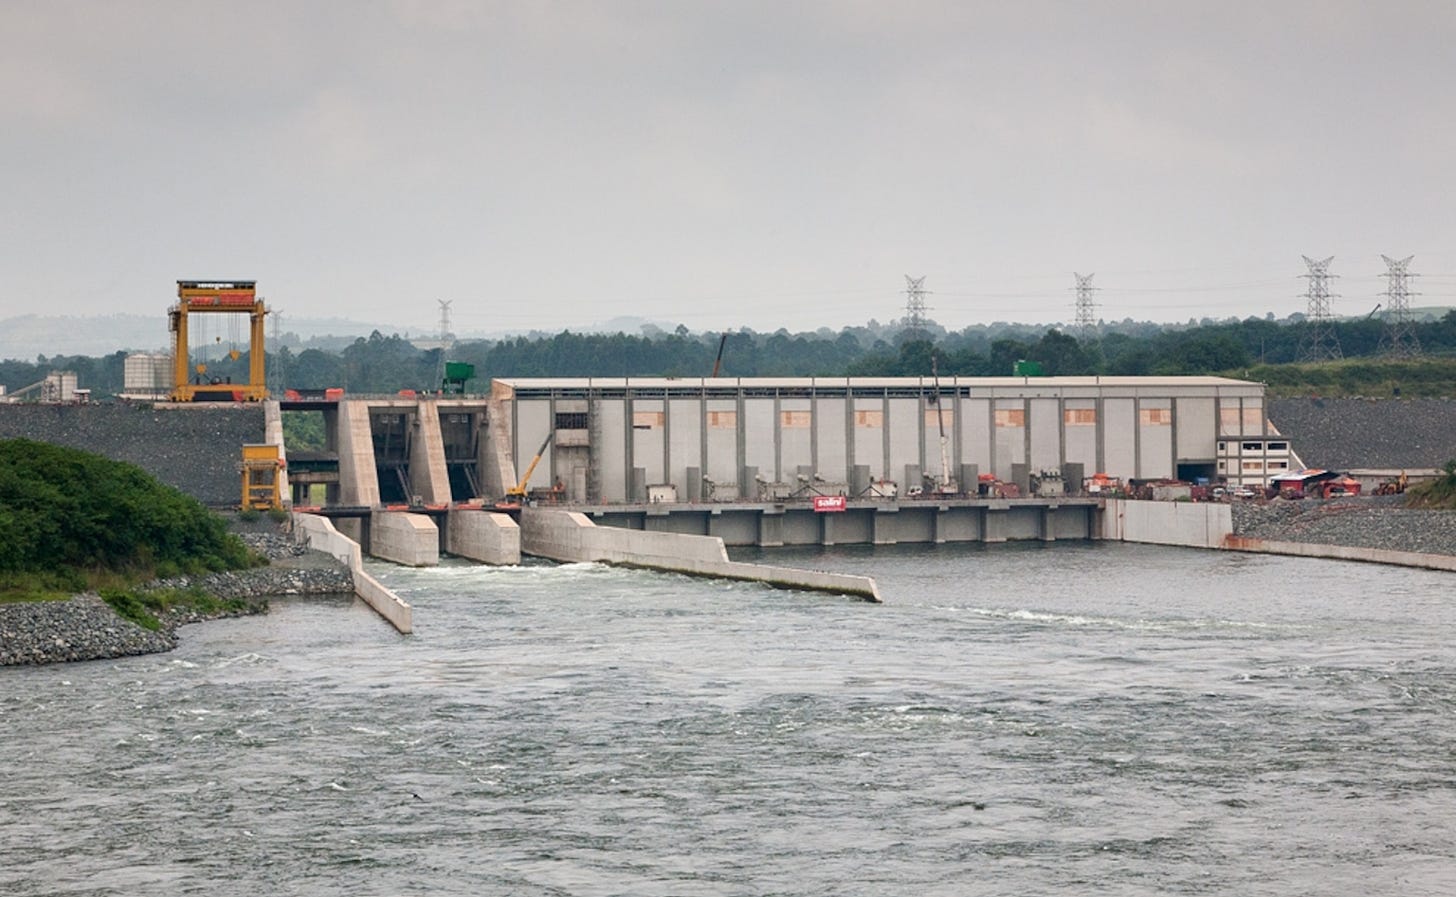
left=3, top=0, right=1454, bottom=336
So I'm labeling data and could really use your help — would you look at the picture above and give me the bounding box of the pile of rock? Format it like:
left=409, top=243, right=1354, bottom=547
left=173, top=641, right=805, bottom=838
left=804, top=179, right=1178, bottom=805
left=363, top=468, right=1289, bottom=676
left=1, top=594, right=178, bottom=665
left=1232, top=495, right=1456, bottom=557
left=1, top=540, right=355, bottom=666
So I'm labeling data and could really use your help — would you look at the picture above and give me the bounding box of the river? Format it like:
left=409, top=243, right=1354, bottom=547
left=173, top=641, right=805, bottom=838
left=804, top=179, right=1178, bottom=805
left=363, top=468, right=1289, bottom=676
left=3, top=542, right=1454, bottom=895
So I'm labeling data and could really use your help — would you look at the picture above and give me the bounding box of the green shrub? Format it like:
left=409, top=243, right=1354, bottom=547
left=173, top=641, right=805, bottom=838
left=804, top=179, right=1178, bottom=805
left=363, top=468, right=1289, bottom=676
left=0, top=439, right=257, bottom=588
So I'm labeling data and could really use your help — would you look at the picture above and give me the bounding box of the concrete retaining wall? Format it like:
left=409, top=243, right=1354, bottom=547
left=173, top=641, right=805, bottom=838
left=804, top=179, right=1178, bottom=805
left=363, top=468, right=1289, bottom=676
left=370, top=511, right=439, bottom=566
left=292, top=512, right=413, bottom=633
left=520, top=508, right=882, bottom=601
left=446, top=508, right=521, bottom=565
left=1100, top=499, right=1231, bottom=549
left=1222, top=534, right=1456, bottom=572
left=0, top=402, right=265, bottom=505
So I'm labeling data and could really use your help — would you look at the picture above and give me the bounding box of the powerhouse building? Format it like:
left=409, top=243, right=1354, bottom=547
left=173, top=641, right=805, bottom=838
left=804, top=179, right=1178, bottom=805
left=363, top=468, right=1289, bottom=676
left=491, top=376, right=1287, bottom=502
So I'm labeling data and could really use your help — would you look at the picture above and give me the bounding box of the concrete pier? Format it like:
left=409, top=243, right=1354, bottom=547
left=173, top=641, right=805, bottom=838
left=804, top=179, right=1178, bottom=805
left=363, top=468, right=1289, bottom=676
left=292, top=512, right=413, bottom=633
left=446, top=508, right=521, bottom=565
left=520, top=508, right=882, bottom=602
left=370, top=511, right=440, bottom=566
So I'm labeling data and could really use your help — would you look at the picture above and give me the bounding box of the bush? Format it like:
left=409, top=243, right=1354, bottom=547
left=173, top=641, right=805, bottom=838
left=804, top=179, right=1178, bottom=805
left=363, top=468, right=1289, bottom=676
left=0, top=439, right=257, bottom=588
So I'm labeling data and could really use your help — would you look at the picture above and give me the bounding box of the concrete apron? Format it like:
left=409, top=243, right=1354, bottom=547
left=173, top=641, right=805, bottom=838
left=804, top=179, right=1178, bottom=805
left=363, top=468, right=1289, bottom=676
left=519, top=508, right=883, bottom=603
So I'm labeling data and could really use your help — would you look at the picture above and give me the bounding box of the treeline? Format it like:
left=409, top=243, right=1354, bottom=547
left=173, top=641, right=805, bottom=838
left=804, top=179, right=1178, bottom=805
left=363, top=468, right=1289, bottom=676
left=5, top=312, right=1456, bottom=398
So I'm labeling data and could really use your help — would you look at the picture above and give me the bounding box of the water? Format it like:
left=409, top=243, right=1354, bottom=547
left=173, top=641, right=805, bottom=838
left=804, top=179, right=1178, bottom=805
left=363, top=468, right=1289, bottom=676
left=3, top=542, right=1455, bottom=896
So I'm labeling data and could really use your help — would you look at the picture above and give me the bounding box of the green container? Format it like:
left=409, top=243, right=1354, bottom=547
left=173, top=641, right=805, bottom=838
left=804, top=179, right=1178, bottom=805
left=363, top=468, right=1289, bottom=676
left=444, top=361, right=475, bottom=381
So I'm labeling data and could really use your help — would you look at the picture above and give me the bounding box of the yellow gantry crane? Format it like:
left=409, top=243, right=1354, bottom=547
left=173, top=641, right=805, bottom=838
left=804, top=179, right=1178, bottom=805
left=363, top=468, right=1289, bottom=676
left=169, top=280, right=268, bottom=401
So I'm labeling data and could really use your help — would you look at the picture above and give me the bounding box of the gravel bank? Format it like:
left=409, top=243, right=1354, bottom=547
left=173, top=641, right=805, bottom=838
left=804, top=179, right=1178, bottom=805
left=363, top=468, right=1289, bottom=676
left=1268, top=397, right=1456, bottom=470
left=1231, top=495, right=1456, bottom=557
left=0, top=546, right=354, bottom=667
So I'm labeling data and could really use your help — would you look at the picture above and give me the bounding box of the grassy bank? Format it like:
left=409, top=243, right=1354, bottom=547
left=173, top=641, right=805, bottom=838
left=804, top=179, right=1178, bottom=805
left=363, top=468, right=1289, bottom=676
left=1233, top=356, right=1456, bottom=398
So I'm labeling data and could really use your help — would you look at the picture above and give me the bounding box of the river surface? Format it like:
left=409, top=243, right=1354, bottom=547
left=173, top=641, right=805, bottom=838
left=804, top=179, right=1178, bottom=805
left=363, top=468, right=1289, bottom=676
left=3, top=542, right=1455, bottom=896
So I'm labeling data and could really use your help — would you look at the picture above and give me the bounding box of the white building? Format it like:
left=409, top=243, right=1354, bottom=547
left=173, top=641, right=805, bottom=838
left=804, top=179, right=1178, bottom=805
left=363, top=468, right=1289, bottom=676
left=491, top=375, right=1282, bottom=502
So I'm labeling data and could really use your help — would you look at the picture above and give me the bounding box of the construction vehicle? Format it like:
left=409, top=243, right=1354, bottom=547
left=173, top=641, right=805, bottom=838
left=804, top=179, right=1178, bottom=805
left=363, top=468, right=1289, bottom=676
left=500, top=432, right=554, bottom=505
left=1375, top=471, right=1409, bottom=495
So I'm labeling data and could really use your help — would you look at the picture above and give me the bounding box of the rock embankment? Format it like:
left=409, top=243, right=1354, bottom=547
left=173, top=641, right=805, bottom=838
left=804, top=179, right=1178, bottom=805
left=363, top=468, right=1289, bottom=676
left=0, top=542, right=354, bottom=666
left=1232, top=495, right=1456, bottom=557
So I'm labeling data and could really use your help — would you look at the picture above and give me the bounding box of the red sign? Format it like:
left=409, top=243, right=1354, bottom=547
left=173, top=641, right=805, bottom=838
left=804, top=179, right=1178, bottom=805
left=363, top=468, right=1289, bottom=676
left=812, top=495, right=847, bottom=513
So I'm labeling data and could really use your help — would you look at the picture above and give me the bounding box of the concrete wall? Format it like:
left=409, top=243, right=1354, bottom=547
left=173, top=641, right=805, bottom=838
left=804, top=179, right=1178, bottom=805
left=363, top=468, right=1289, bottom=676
left=1100, top=498, right=1232, bottom=549
left=445, top=508, right=521, bottom=565
left=520, top=508, right=882, bottom=601
left=369, top=511, right=439, bottom=566
left=1222, top=535, right=1456, bottom=572
left=292, top=512, right=413, bottom=633
left=0, top=402, right=265, bottom=506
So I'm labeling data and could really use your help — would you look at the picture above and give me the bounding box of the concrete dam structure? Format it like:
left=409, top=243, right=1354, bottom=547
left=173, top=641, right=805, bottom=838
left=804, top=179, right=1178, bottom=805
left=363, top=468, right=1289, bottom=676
left=0, top=374, right=1295, bottom=601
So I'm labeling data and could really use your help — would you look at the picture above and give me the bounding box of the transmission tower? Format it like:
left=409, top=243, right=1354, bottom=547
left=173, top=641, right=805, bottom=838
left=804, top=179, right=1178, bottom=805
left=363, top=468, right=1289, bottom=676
left=435, top=300, right=455, bottom=387
left=902, top=275, right=932, bottom=340
left=1377, top=254, right=1421, bottom=357
left=1072, top=272, right=1099, bottom=340
left=1296, top=255, right=1342, bottom=362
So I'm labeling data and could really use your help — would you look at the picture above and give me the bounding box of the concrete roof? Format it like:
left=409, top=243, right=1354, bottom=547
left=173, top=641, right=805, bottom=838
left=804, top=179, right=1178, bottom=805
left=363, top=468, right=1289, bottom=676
left=494, top=375, right=1261, bottom=389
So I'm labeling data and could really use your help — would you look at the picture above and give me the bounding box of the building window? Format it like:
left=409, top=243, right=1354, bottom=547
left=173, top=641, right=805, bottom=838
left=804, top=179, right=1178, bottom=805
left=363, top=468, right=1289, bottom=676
left=1218, top=441, right=1226, bottom=452
left=632, top=411, right=664, bottom=430
left=1242, top=442, right=1262, bottom=452
left=554, top=412, right=588, bottom=430
left=707, top=411, right=737, bottom=429
left=1242, top=460, right=1264, bottom=471
left=855, top=410, right=883, bottom=428
left=1268, top=442, right=1288, bottom=451
left=780, top=410, right=812, bottom=428
left=1218, top=461, right=1226, bottom=471
left=1140, top=407, right=1172, bottom=426
left=994, top=408, right=1025, bottom=428
left=1269, top=460, right=1288, bottom=469
left=1064, top=408, right=1096, bottom=425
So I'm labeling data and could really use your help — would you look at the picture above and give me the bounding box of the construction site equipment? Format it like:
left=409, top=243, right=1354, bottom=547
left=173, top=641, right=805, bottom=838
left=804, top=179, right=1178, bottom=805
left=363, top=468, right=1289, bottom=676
left=711, top=332, right=729, bottom=377
left=503, top=432, right=554, bottom=502
left=441, top=361, right=474, bottom=394
left=0, top=371, right=79, bottom=404
left=927, top=356, right=957, bottom=495
left=240, top=444, right=284, bottom=510
left=169, top=281, right=268, bottom=402
left=1375, top=472, right=1409, bottom=495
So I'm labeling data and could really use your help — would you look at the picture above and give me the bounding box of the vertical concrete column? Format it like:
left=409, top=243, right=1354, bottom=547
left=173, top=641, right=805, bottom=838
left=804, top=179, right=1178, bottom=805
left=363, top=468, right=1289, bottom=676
left=933, top=506, right=948, bottom=544
left=1040, top=505, right=1057, bottom=542
left=819, top=511, right=834, bottom=546
left=336, top=400, right=380, bottom=507
left=480, top=398, right=516, bottom=500
left=982, top=504, right=1008, bottom=543
left=410, top=401, right=452, bottom=504
left=263, top=399, right=291, bottom=505
left=873, top=507, right=898, bottom=545
left=757, top=510, right=784, bottom=547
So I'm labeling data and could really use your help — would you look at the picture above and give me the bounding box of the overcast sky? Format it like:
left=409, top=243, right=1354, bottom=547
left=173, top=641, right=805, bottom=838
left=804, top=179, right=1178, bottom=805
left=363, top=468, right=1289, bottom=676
left=3, top=1, right=1454, bottom=337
